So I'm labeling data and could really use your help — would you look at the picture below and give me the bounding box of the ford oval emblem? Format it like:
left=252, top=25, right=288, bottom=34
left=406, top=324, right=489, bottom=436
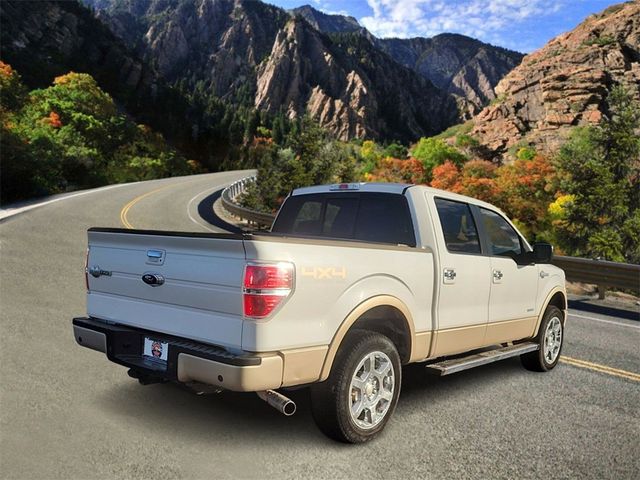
left=142, top=273, right=164, bottom=287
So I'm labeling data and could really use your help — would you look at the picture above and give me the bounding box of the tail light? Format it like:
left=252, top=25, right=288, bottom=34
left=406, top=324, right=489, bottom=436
left=84, top=247, right=90, bottom=291
left=243, top=262, right=294, bottom=319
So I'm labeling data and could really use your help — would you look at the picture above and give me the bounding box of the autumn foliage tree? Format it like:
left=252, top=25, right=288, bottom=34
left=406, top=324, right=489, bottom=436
left=0, top=64, right=198, bottom=203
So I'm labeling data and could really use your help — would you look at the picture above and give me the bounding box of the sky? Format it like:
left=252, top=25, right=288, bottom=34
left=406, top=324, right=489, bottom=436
left=268, top=0, right=621, bottom=52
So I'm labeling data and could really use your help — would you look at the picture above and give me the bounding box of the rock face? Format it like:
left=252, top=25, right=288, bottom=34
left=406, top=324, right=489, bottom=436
left=292, top=6, right=523, bottom=116
left=378, top=34, right=523, bottom=116
left=470, top=2, right=640, bottom=159
left=291, top=5, right=362, bottom=34
left=255, top=18, right=457, bottom=141
left=84, top=0, right=458, bottom=141
left=0, top=0, right=153, bottom=92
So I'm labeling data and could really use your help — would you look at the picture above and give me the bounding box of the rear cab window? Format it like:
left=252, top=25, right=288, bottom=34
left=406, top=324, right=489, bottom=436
left=272, top=192, right=416, bottom=247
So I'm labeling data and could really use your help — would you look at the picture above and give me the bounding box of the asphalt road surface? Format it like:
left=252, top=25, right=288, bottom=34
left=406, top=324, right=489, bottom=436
left=1, top=172, right=639, bottom=479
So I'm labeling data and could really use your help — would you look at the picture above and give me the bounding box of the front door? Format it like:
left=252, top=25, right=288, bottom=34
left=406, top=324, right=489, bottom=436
left=432, top=198, right=491, bottom=356
left=478, top=208, right=539, bottom=344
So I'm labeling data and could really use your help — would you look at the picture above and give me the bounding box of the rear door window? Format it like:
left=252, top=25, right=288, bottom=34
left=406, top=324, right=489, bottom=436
left=272, top=192, right=416, bottom=246
left=434, top=198, right=481, bottom=254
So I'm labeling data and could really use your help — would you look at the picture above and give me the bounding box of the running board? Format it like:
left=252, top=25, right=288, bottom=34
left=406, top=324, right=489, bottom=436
left=425, top=342, right=539, bottom=376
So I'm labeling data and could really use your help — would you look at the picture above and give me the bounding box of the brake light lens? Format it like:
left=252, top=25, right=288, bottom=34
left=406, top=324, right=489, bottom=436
left=243, top=263, right=294, bottom=319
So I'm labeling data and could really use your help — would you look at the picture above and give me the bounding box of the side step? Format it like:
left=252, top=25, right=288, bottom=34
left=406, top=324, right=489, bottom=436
left=425, top=342, right=539, bottom=376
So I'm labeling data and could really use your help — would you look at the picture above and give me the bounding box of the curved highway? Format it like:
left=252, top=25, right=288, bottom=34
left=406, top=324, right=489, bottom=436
left=1, top=172, right=638, bottom=479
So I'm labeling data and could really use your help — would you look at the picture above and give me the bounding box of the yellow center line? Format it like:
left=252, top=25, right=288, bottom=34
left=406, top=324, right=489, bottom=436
left=119, top=183, right=181, bottom=229
left=560, top=355, right=640, bottom=382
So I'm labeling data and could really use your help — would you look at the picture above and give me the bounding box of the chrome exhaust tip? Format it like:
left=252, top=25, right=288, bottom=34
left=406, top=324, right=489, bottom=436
left=256, top=390, right=296, bottom=416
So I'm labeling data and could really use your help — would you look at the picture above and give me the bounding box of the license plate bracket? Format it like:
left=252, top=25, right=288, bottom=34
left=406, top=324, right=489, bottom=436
left=143, top=337, right=169, bottom=365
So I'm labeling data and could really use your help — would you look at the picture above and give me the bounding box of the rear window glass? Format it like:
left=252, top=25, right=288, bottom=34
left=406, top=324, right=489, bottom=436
left=272, top=192, right=416, bottom=247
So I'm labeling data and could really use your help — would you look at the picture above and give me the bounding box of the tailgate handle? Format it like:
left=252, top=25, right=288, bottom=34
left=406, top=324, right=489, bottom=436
left=146, top=249, right=165, bottom=265
left=142, top=273, right=165, bottom=287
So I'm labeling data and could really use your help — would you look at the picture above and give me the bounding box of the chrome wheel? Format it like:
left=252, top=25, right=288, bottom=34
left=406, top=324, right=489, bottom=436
left=543, top=316, right=562, bottom=364
left=348, top=350, right=395, bottom=430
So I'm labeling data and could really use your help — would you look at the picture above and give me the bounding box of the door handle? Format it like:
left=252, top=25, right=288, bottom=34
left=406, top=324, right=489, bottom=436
left=493, top=270, right=503, bottom=280
left=443, top=268, right=456, bottom=283
left=540, top=271, right=549, bottom=278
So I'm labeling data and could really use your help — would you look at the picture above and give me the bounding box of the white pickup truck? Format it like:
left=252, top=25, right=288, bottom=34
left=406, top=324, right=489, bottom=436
left=73, top=182, right=566, bottom=443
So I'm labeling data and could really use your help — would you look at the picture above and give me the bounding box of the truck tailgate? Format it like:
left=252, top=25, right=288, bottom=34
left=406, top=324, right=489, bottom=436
left=86, top=228, right=246, bottom=349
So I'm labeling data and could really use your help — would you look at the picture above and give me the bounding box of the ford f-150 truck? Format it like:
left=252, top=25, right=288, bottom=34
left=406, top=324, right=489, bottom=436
left=73, top=182, right=566, bottom=443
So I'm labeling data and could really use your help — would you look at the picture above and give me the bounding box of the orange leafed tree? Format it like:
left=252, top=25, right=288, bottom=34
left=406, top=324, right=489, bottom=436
left=368, top=157, right=425, bottom=184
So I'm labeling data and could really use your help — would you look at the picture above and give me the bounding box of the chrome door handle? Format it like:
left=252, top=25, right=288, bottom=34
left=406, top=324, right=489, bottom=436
left=443, top=268, right=456, bottom=283
left=540, top=271, right=549, bottom=278
left=493, top=270, right=503, bottom=280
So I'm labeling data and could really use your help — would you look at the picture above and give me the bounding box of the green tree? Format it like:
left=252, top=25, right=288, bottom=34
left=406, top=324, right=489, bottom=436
left=556, top=86, right=640, bottom=262
left=411, top=137, right=467, bottom=181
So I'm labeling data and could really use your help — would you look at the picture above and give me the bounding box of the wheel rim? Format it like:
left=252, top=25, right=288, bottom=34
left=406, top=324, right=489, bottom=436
left=348, top=350, right=395, bottom=430
left=543, top=316, right=562, bottom=364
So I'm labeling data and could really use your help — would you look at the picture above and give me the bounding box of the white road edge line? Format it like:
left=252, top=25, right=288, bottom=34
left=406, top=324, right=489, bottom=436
left=0, top=183, right=134, bottom=221
left=186, top=184, right=226, bottom=233
left=568, top=312, right=640, bottom=330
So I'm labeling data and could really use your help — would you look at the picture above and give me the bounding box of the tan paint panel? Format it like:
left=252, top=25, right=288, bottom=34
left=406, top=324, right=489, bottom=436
left=483, top=317, right=537, bottom=345
left=319, top=295, right=416, bottom=381
left=410, top=331, right=432, bottom=362
left=177, top=353, right=283, bottom=392
left=433, top=324, right=486, bottom=357
left=280, top=346, right=329, bottom=387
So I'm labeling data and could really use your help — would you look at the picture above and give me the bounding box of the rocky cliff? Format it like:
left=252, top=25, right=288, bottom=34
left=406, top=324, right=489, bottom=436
left=292, top=5, right=523, bottom=116
left=378, top=34, right=523, bottom=116
left=255, top=18, right=457, bottom=141
left=0, top=0, right=153, bottom=94
left=469, top=1, right=640, bottom=159
left=84, top=0, right=459, bottom=141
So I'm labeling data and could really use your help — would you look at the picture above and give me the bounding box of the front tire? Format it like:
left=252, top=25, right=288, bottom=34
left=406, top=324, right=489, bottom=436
left=310, top=330, right=401, bottom=443
left=521, top=305, right=564, bottom=372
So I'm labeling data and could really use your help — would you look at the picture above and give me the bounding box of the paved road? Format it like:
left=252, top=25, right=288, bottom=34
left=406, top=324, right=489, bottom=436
left=1, top=172, right=639, bottom=479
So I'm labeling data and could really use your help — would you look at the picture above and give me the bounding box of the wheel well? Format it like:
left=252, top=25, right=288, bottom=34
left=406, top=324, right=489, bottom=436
left=548, top=292, right=567, bottom=321
left=350, top=305, right=411, bottom=363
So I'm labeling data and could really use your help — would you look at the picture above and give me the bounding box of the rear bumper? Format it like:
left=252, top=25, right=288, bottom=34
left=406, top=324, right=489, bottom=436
left=72, top=317, right=283, bottom=392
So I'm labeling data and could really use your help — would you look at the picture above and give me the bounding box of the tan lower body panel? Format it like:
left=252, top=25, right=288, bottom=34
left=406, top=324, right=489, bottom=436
left=177, top=353, right=283, bottom=392
left=483, top=317, right=537, bottom=345
left=280, top=346, right=329, bottom=387
left=432, top=324, right=486, bottom=357
left=410, top=331, right=432, bottom=362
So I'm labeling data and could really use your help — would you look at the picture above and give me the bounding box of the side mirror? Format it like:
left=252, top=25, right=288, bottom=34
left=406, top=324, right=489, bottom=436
left=533, top=242, right=553, bottom=264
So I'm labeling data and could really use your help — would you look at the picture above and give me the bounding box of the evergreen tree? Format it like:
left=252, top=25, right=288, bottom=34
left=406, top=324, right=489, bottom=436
left=556, top=86, right=640, bottom=262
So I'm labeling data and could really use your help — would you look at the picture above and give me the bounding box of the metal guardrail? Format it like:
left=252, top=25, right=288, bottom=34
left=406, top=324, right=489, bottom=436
left=552, top=255, right=640, bottom=297
left=221, top=176, right=277, bottom=227
left=222, top=176, right=640, bottom=295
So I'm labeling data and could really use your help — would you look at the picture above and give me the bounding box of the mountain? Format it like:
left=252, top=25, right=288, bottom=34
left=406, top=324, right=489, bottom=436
left=255, top=18, right=457, bottom=140
left=3, top=0, right=523, bottom=144
left=377, top=35, right=523, bottom=116
left=291, top=5, right=523, bottom=115
left=0, top=0, right=152, bottom=96
left=469, top=1, right=640, bottom=159
left=83, top=0, right=458, bottom=141
left=291, top=5, right=362, bottom=34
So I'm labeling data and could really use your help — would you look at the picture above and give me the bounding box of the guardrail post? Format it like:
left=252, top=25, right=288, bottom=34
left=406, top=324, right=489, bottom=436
left=597, top=285, right=606, bottom=300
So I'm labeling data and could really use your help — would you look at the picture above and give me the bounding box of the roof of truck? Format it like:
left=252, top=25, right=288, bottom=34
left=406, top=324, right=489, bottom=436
left=291, top=182, right=505, bottom=214
left=292, top=182, right=412, bottom=196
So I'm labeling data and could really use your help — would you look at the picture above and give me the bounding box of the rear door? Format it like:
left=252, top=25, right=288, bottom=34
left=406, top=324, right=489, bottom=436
left=431, top=197, right=491, bottom=356
left=86, top=228, right=246, bottom=349
left=478, top=208, right=539, bottom=344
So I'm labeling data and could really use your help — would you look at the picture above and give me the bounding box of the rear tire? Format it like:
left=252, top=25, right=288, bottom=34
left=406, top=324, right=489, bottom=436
left=521, top=305, right=564, bottom=372
left=310, top=330, right=401, bottom=443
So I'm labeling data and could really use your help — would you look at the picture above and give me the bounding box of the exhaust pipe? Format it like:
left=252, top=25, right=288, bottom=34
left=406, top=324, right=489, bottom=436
left=256, top=390, right=296, bottom=416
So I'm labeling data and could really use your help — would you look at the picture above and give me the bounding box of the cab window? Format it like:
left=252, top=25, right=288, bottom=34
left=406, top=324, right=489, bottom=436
left=434, top=198, right=481, bottom=254
left=480, top=208, right=522, bottom=256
